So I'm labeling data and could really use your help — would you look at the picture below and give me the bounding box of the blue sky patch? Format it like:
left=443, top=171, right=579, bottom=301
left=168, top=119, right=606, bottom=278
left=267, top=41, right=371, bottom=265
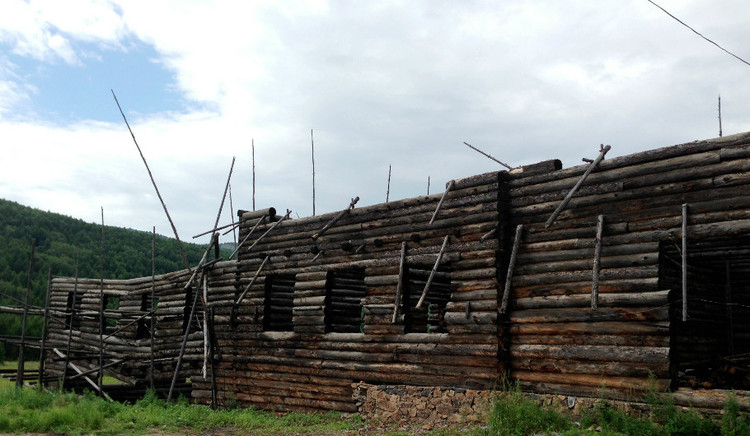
left=7, top=39, right=187, bottom=124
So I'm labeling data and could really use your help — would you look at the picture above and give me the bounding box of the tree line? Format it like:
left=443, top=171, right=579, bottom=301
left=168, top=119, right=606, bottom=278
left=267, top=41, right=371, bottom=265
left=0, top=198, right=214, bottom=360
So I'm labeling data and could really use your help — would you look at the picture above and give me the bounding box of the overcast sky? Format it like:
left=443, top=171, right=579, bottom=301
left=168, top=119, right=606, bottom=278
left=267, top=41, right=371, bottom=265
left=1, top=0, right=749, bottom=245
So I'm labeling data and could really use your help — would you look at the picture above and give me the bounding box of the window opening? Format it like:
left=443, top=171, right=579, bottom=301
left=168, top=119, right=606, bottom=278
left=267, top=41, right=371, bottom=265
left=263, top=274, right=295, bottom=331
left=65, top=291, right=82, bottom=330
left=136, top=293, right=151, bottom=339
left=661, top=236, right=750, bottom=390
left=102, top=294, right=120, bottom=335
left=403, top=263, right=451, bottom=333
left=325, top=268, right=366, bottom=333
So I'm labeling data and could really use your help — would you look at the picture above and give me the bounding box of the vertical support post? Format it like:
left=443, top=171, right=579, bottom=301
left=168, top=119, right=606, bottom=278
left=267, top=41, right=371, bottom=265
left=392, top=242, right=407, bottom=324
left=681, top=203, right=688, bottom=322
left=168, top=271, right=203, bottom=402
left=208, top=307, right=218, bottom=410
left=501, top=225, right=523, bottom=315
left=725, top=260, right=734, bottom=355
left=591, top=215, right=604, bottom=309
left=252, top=138, right=256, bottom=211
left=16, top=238, right=35, bottom=387
left=202, top=274, right=209, bottom=379
left=38, top=267, right=52, bottom=389
left=98, top=207, right=105, bottom=390
left=149, top=226, right=156, bottom=389
left=62, top=251, right=79, bottom=391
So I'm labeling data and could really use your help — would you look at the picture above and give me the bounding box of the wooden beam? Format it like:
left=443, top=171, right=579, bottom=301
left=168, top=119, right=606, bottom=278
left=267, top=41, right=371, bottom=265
left=682, top=203, right=688, bottom=322
left=500, top=224, right=523, bottom=315
left=37, top=267, right=52, bottom=389
left=545, top=144, right=611, bottom=228
left=429, top=180, right=454, bottom=225
left=392, top=242, right=407, bottom=324
left=312, top=199, right=359, bottom=240
left=16, top=238, right=35, bottom=388
left=52, top=348, right=113, bottom=401
left=235, top=255, right=271, bottom=306
left=416, top=235, right=450, bottom=309
left=591, top=215, right=604, bottom=309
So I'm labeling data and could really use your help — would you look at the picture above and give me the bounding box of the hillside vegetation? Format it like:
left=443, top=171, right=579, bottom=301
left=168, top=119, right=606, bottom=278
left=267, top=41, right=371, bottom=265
left=0, top=198, right=210, bottom=360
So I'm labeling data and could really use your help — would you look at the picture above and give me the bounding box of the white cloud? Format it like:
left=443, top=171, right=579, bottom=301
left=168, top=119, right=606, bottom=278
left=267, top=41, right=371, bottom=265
left=1, top=0, right=750, bottom=246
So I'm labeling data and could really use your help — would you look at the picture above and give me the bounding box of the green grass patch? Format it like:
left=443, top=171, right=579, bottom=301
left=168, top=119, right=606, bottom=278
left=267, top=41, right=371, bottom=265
left=0, top=384, right=360, bottom=435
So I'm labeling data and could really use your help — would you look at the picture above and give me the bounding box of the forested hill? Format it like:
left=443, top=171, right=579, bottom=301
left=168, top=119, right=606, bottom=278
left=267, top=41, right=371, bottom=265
left=0, top=198, right=209, bottom=358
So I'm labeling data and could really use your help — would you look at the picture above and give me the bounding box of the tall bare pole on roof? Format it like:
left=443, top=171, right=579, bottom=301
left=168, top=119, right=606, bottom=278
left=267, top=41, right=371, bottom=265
left=252, top=139, right=256, bottom=211
left=98, top=207, right=104, bottom=390
left=463, top=141, right=512, bottom=170
left=212, top=157, right=235, bottom=233
left=386, top=164, right=392, bottom=202
left=111, top=89, right=190, bottom=271
left=718, top=95, right=723, bottom=137
left=228, top=184, right=237, bottom=247
left=311, top=129, right=316, bottom=216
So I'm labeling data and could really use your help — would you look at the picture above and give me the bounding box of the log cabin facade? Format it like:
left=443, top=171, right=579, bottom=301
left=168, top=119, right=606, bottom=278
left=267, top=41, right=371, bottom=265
left=41, top=132, right=750, bottom=411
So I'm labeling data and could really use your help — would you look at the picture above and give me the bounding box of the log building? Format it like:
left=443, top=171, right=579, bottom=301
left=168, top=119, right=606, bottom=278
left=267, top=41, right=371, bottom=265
left=39, top=132, right=750, bottom=412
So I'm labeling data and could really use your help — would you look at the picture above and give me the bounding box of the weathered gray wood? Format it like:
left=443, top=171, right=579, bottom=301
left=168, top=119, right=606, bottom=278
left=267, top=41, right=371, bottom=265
left=545, top=145, right=611, bottom=227
left=391, top=242, right=407, bottom=324
left=312, top=199, right=359, bottom=240
left=416, top=235, right=450, bottom=309
left=591, top=215, right=604, bottom=309
left=501, top=225, right=523, bottom=315
left=236, top=255, right=270, bottom=306
left=430, top=180, right=454, bottom=224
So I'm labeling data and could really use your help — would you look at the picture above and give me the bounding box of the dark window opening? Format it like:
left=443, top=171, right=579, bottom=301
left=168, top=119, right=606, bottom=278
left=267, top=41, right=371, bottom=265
left=182, top=286, right=202, bottom=334
left=102, top=294, right=120, bottom=335
left=325, top=268, right=366, bottom=333
left=65, top=291, right=82, bottom=330
left=403, top=264, right=451, bottom=333
left=661, top=236, right=750, bottom=390
left=136, top=293, right=151, bottom=340
left=263, top=274, right=295, bottom=331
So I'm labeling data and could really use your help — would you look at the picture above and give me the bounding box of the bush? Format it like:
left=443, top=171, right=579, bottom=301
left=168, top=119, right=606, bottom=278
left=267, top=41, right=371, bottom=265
left=487, top=385, right=570, bottom=436
left=721, top=393, right=750, bottom=436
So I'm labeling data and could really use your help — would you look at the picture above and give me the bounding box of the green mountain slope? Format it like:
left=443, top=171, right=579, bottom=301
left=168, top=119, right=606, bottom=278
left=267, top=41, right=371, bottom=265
left=0, top=198, right=210, bottom=360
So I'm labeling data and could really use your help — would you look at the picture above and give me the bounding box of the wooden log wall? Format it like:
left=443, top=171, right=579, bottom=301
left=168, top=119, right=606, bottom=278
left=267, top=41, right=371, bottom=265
left=44, top=269, right=201, bottom=388
left=191, top=171, right=506, bottom=412
left=505, top=132, right=750, bottom=400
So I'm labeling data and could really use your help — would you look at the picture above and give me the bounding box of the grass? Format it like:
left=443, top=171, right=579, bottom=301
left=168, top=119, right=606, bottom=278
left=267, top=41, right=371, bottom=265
left=479, top=380, right=750, bottom=436
left=0, top=384, right=360, bottom=435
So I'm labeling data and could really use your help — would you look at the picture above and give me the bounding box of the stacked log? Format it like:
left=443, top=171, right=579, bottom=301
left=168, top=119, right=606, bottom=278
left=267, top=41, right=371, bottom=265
left=506, top=132, right=750, bottom=399
left=191, top=171, right=505, bottom=411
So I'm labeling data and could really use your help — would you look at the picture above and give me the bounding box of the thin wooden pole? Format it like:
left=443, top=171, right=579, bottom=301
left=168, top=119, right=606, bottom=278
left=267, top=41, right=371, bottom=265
left=202, top=275, right=209, bottom=379
left=235, top=255, right=271, bottom=306
left=312, top=199, right=358, bottom=240
left=480, top=227, right=497, bottom=242
left=53, top=348, right=112, bottom=401
left=718, top=95, right=723, bottom=138
left=429, top=180, right=454, bottom=224
left=211, top=157, right=235, bottom=234
left=427, top=176, right=430, bottom=195
left=392, top=241, right=407, bottom=324
left=501, top=224, right=523, bottom=315
left=98, top=207, right=104, bottom=390
left=16, top=238, right=35, bottom=388
left=463, top=141, right=512, bottom=170
left=591, top=215, right=604, bottom=309
left=230, top=216, right=265, bottom=259
left=149, top=226, right=156, bottom=389
left=207, top=307, right=217, bottom=409
left=725, top=260, right=734, bottom=355
left=62, top=250, right=79, bottom=391
left=545, top=145, right=611, bottom=228
left=168, top=272, right=203, bottom=402
left=252, top=139, right=256, bottom=211
left=416, top=235, right=450, bottom=309
left=311, top=129, right=316, bottom=216
left=386, top=164, right=391, bottom=203
left=244, top=210, right=291, bottom=254
left=38, top=267, right=52, bottom=389
left=228, top=184, right=237, bottom=248
left=681, top=203, right=688, bottom=322
left=111, top=89, right=191, bottom=271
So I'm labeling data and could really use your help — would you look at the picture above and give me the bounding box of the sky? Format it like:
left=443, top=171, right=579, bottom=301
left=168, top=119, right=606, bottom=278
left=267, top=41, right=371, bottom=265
left=1, top=0, right=749, bottom=246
